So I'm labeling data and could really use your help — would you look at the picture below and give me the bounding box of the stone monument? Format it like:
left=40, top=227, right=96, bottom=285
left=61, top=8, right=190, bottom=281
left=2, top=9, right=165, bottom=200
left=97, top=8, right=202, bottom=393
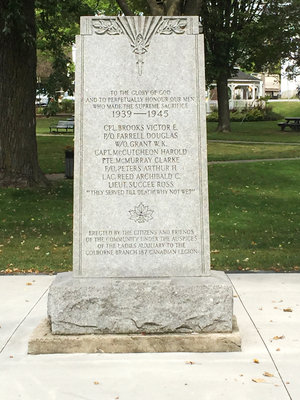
left=29, top=16, right=240, bottom=353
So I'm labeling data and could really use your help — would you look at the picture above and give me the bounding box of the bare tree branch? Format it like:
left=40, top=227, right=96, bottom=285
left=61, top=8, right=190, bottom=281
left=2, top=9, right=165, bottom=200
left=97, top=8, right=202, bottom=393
left=116, top=0, right=135, bottom=16
left=166, top=0, right=184, bottom=15
left=146, top=0, right=164, bottom=16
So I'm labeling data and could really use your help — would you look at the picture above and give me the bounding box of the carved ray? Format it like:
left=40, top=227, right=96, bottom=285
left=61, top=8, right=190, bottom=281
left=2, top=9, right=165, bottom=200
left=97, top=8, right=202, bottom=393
left=144, top=16, right=163, bottom=48
left=117, top=16, right=135, bottom=47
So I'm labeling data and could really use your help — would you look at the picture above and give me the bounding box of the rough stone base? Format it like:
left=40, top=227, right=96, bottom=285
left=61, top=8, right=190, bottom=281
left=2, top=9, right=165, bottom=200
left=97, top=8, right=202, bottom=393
left=28, top=317, right=241, bottom=354
left=48, top=271, right=233, bottom=335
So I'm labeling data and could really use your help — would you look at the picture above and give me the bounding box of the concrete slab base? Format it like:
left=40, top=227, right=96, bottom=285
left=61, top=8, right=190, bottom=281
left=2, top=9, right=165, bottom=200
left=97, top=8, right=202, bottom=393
left=28, top=317, right=241, bottom=354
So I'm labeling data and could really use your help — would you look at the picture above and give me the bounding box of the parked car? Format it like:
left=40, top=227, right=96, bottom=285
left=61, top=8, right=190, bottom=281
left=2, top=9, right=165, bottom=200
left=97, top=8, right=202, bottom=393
left=35, top=93, right=49, bottom=106
left=62, top=91, right=75, bottom=101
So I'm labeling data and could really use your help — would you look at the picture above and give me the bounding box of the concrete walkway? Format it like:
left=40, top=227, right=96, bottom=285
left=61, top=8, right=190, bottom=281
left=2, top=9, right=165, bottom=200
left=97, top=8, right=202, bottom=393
left=0, top=273, right=299, bottom=400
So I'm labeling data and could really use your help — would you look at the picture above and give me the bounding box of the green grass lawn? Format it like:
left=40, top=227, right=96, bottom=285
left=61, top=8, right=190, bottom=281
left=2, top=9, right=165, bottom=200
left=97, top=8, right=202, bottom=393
left=0, top=181, right=73, bottom=273
left=207, top=142, right=300, bottom=161
left=36, top=116, right=63, bottom=134
left=270, top=100, right=300, bottom=118
left=37, top=136, right=74, bottom=174
left=207, top=101, right=300, bottom=142
left=207, top=120, right=300, bottom=143
left=209, top=160, right=300, bottom=272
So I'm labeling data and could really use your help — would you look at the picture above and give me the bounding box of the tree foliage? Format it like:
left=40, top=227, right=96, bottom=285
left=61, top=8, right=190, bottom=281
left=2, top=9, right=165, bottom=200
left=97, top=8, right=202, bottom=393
left=35, top=0, right=300, bottom=130
left=35, top=1, right=95, bottom=97
left=1, top=0, right=299, bottom=187
left=109, top=0, right=299, bottom=131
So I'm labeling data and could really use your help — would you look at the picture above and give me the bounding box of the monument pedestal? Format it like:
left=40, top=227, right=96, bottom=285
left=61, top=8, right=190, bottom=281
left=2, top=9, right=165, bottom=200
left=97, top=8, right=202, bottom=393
left=48, top=271, right=233, bottom=335
left=29, top=271, right=241, bottom=355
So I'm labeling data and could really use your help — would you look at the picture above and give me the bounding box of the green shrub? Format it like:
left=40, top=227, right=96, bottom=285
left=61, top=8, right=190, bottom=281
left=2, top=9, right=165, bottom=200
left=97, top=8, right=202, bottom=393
left=43, top=99, right=59, bottom=117
left=35, top=106, right=44, bottom=115
left=207, top=104, right=282, bottom=122
left=206, top=111, right=218, bottom=122
left=60, top=99, right=74, bottom=113
left=244, top=108, right=265, bottom=121
left=230, top=110, right=245, bottom=122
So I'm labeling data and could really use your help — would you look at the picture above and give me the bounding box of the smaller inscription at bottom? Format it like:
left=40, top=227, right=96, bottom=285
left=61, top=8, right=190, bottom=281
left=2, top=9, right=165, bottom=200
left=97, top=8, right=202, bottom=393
left=84, top=229, right=199, bottom=257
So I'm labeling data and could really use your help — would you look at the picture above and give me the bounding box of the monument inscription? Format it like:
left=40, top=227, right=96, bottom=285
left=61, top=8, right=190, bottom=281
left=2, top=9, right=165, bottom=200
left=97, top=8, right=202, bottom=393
left=74, top=15, right=210, bottom=277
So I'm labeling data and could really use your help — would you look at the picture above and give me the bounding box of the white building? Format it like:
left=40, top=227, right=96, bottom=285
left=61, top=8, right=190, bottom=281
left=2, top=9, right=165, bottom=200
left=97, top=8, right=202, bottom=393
left=281, top=60, right=300, bottom=98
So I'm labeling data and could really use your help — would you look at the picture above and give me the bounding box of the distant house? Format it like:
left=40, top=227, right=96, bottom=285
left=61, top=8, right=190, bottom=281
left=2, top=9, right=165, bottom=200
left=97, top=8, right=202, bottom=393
left=207, top=69, right=263, bottom=112
left=258, top=73, right=280, bottom=98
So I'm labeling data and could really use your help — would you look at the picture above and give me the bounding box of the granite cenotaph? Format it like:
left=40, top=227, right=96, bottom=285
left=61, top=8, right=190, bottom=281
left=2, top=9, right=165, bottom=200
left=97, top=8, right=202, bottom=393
left=29, top=16, right=240, bottom=353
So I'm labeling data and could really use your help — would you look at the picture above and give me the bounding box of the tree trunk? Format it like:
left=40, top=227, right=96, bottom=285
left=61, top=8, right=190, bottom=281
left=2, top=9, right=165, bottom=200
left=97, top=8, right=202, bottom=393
left=183, top=0, right=202, bottom=15
left=216, top=74, right=231, bottom=132
left=166, top=0, right=183, bottom=15
left=146, top=0, right=164, bottom=15
left=0, top=0, right=48, bottom=187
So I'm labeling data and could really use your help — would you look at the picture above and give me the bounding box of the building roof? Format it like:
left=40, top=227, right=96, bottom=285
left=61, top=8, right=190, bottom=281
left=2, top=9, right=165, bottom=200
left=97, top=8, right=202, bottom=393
left=229, top=69, right=261, bottom=82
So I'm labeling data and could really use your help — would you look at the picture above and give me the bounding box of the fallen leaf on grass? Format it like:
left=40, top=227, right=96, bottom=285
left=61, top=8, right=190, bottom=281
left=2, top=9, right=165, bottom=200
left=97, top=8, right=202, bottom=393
left=5, top=269, right=12, bottom=274
left=211, top=249, right=220, bottom=254
left=253, top=358, right=259, bottom=364
left=252, top=378, right=266, bottom=383
left=283, top=308, right=293, bottom=312
left=263, top=372, right=274, bottom=377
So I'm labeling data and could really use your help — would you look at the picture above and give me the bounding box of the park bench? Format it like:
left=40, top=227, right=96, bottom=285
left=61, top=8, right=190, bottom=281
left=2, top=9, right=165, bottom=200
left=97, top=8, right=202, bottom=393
left=278, top=117, right=300, bottom=131
left=49, top=120, right=74, bottom=133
